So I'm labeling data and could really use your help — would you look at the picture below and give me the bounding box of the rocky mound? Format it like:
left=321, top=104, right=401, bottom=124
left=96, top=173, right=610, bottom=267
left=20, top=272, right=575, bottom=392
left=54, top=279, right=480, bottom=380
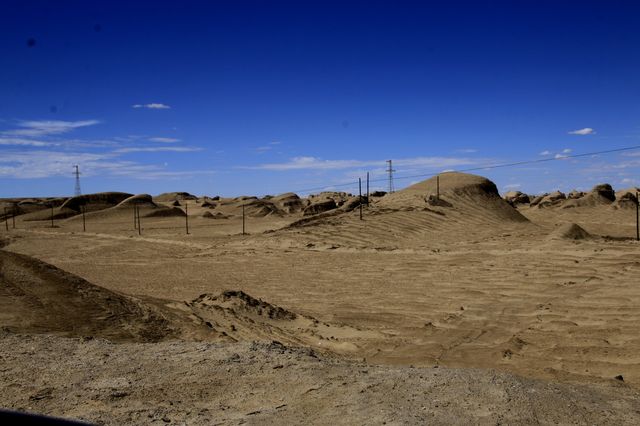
left=116, top=194, right=157, bottom=207
left=59, top=192, right=133, bottom=213
left=271, top=193, right=305, bottom=214
left=303, top=198, right=337, bottom=216
left=567, top=190, right=585, bottom=200
left=0, top=250, right=175, bottom=342
left=613, top=189, right=639, bottom=209
left=183, top=290, right=374, bottom=352
left=193, top=290, right=297, bottom=321
left=563, top=184, right=616, bottom=209
left=378, top=172, right=528, bottom=222
left=548, top=223, right=592, bottom=240
left=504, top=191, right=530, bottom=205
left=154, top=192, right=198, bottom=202
left=533, top=191, right=566, bottom=208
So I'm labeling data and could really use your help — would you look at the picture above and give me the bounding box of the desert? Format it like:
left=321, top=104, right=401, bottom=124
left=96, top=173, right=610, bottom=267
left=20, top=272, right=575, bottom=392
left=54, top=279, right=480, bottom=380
left=1, top=172, right=640, bottom=424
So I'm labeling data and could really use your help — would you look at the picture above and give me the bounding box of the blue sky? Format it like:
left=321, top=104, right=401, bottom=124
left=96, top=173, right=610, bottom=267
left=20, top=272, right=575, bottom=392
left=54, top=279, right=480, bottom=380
left=1, top=0, right=639, bottom=197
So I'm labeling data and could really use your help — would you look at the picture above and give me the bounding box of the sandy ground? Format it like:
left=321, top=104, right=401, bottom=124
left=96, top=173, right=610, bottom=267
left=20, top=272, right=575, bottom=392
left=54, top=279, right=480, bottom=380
left=2, top=173, right=640, bottom=423
left=2, top=332, right=640, bottom=425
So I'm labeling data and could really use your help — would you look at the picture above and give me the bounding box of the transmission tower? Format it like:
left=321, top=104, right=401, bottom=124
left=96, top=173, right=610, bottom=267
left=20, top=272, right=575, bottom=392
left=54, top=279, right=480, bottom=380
left=386, top=160, right=395, bottom=193
left=73, top=165, right=82, bottom=196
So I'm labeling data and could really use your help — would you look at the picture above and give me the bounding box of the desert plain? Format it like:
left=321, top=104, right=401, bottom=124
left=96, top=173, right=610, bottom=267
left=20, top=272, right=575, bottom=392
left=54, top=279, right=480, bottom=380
left=1, top=172, right=640, bottom=424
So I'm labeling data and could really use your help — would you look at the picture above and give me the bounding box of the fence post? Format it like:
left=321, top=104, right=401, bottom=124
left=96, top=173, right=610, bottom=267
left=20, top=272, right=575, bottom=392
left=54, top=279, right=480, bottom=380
left=137, top=204, right=141, bottom=235
left=636, top=191, right=639, bottom=242
left=185, top=202, right=190, bottom=235
left=436, top=175, right=440, bottom=200
left=359, top=178, right=363, bottom=220
left=366, top=172, right=370, bottom=207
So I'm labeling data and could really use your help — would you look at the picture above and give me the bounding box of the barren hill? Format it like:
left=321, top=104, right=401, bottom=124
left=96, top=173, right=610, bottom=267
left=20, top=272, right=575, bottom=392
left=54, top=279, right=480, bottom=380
left=267, top=172, right=532, bottom=250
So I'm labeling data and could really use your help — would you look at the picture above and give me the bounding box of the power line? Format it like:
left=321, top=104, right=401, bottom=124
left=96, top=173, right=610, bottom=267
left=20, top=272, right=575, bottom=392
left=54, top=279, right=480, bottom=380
left=288, top=144, right=640, bottom=194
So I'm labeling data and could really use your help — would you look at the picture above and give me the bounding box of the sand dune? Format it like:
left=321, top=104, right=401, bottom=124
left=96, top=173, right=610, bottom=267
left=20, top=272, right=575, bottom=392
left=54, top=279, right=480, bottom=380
left=2, top=172, right=640, bottom=424
left=0, top=250, right=174, bottom=342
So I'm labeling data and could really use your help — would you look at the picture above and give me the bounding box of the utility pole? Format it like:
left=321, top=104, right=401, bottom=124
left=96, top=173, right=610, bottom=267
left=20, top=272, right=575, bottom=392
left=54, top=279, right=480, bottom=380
left=386, top=160, right=395, bottom=194
left=73, top=165, right=82, bottom=196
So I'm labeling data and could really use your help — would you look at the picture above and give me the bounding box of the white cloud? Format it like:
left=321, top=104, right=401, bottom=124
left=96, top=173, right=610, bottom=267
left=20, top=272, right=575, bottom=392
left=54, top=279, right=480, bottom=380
left=132, top=103, right=171, bottom=110
left=0, top=149, right=212, bottom=180
left=0, top=137, right=57, bottom=147
left=0, top=150, right=118, bottom=178
left=114, top=146, right=202, bottom=153
left=248, top=156, right=480, bottom=171
left=562, top=148, right=572, bottom=154
left=568, top=127, right=595, bottom=135
left=148, top=137, right=180, bottom=143
left=554, top=153, right=568, bottom=159
left=539, top=150, right=551, bottom=156
left=503, top=183, right=521, bottom=189
left=455, top=148, right=478, bottom=153
left=2, top=120, right=100, bottom=137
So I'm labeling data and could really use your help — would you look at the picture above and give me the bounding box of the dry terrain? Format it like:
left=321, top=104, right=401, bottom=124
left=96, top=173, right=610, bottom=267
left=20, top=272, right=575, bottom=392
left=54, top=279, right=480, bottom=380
left=1, top=173, right=640, bottom=424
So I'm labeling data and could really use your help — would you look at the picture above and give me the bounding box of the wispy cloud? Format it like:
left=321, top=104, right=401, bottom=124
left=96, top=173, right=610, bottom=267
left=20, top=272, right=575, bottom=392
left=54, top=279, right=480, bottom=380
left=114, top=146, right=201, bottom=153
left=0, top=137, right=57, bottom=147
left=568, top=127, right=595, bottom=135
left=248, top=156, right=480, bottom=171
left=455, top=148, right=478, bottom=153
left=503, top=183, right=521, bottom=190
left=0, top=150, right=118, bottom=178
left=562, top=148, right=572, bottom=154
left=254, top=141, right=283, bottom=153
left=0, top=149, right=211, bottom=180
left=132, top=103, right=171, bottom=110
left=2, top=120, right=100, bottom=137
left=148, top=137, right=180, bottom=143
left=539, top=150, right=551, bottom=156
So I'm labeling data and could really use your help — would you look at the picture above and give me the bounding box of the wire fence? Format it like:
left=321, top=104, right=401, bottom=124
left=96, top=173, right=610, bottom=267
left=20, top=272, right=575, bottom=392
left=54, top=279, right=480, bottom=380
left=2, top=144, right=640, bottom=239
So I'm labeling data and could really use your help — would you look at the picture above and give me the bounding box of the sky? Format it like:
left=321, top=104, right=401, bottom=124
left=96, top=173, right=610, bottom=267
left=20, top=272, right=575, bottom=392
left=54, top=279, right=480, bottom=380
left=1, top=0, right=640, bottom=198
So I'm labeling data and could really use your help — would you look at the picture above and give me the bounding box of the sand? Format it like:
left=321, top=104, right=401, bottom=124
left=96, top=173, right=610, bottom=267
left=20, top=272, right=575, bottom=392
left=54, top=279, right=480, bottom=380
left=1, top=172, right=640, bottom=424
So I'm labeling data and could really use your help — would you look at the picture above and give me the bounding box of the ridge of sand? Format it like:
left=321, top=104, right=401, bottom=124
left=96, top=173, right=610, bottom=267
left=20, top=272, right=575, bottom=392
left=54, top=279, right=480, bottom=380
left=0, top=250, right=175, bottom=342
left=548, top=222, right=592, bottom=240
